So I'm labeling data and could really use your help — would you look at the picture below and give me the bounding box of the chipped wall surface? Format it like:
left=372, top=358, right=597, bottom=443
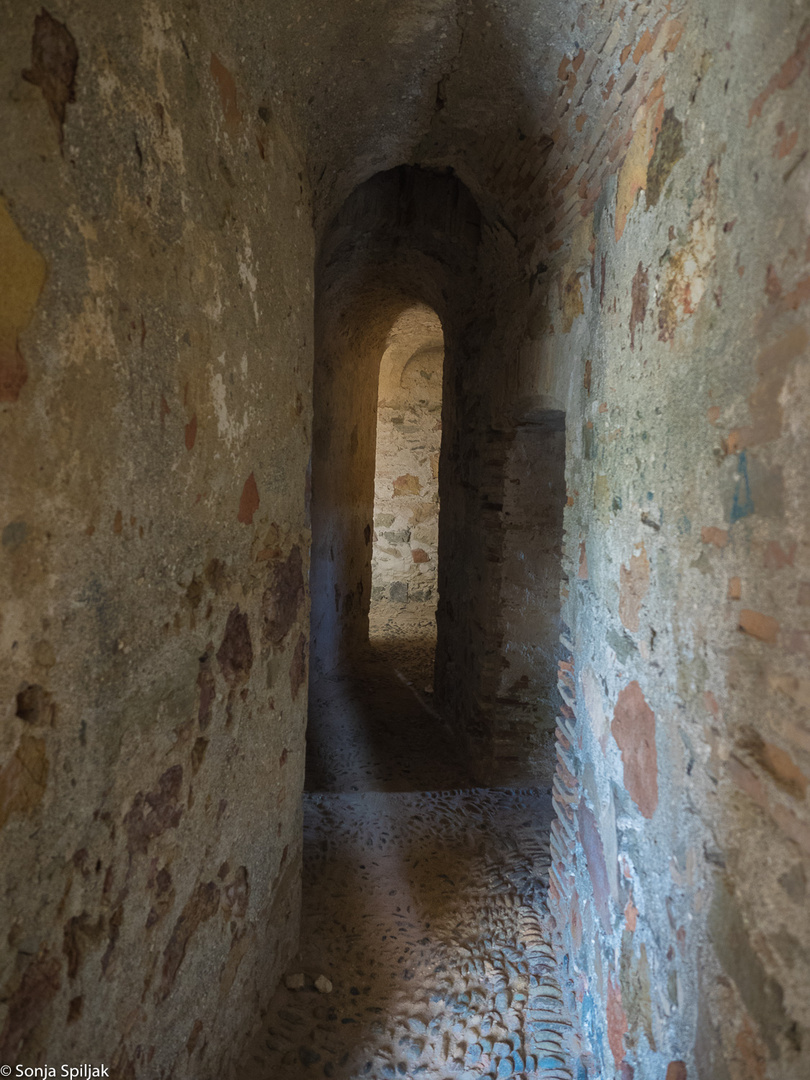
left=371, top=305, right=443, bottom=609
left=1, top=2, right=312, bottom=1075
left=2, top=0, right=810, bottom=1076
left=526, top=3, right=810, bottom=1078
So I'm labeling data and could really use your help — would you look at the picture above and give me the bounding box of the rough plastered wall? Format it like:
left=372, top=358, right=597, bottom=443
left=509, top=2, right=810, bottom=1077
left=371, top=305, right=443, bottom=610
left=3, top=0, right=809, bottom=1075
left=0, top=3, right=312, bottom=1075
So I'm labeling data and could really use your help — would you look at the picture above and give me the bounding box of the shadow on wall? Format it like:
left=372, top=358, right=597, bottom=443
left=472, top=406, right=567, bottom=787
left=308, top=166, right=483, bottom=682
left=308, top=163, right=570, bottom=786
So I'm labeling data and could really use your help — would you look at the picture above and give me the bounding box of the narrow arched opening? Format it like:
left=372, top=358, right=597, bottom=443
left=369, top=304, right=444, bottom=684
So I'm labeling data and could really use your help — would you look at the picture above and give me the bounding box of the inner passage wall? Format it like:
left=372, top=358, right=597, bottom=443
left=371, top=306, right=443, bottom=618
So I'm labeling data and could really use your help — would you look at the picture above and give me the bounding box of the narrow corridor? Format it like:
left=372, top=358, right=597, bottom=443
left=239, top=622, right=579, bottom=1080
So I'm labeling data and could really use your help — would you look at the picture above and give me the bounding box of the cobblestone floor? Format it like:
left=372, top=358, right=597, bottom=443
left=238, top=619, right=579, bottom=1080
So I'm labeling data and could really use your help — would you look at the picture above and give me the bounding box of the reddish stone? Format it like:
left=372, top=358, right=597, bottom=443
left=393, top=474, right=421, bottom=496
left=665, top=1063, right=687, bottom=1080
left=262, top=545, right=305, bottom=645
left=739, top=608, right=779, bottom=643
left=0, top=950, right=62, bottom=1060
left=570, top=887, right=583, bottom=950
left=734, top=1019, right=766, bottom=1080
left=210, top=54, right=242, bottom=131
left=748, top=25, right=810, bottom=125
left=577, top=803, right=612, bottom=933
left=184, top=413, right=197, bottom=451
left=741, top=729, right=808, bottom=799
left=619, top=544, right=650, bottom=633
left=159, top=881, right=220, bottom=1001
left=0, top=343, right=28, bottom=402
left=606, top=973, right=628, bottom=1065
left=187, top=1019, right=204, bottom=1056
left=196, top=661, right=215, bottom=729
left=412, top=548, right=429, bottom=563
left=217, top=607, right=253, bottom=686
left=22, top=9, right=78, bottom=145
left=763, top=540, right=796, bottom=569
left=237, top=472, right=260, bottom=524
left=124, top=764, right=184, bottom=856
left=578, top=540, right=589, bottom=579
left=701, top=526, right=728, bottom=548
left=612, top=681, right=658, bottom=819
left=289, top=632, right=308, bottom=700
left=629, top=262, right=649, bottom=350
left=624, top=894, right=638, bottom=932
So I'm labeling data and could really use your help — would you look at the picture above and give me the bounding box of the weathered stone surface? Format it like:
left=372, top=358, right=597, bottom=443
left=217, top=607, right=254, bottom=686
left=0, top=198, right=46, bottom=402
left=263, top=546, right=305, bottom=646
left=21, top=10, right=77, bottom=146
left=619, top=544, right=650, bottom=633
left=612, top=682, right=658, bottom=819
left=739, top=608, right=779, bottom=643
left=577, top=802, right=612, bottom=934
left=159, top=882, right=221, bottom=1002
left=0, top=735, right=49, bottom=830
left=606, top=973, right=628, bottom=1067
left=238, top=472, right=260, bottom=525
left=0, top=950, right=62, bottom=1061
left=2, top=1, right=809, bottom=1077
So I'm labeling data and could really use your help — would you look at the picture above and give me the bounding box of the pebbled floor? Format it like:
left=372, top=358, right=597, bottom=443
left=238, top=627, right=578, bottom=1080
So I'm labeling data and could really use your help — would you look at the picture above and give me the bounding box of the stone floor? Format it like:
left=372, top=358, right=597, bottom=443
left=238, top=616, right=579, bottom=1080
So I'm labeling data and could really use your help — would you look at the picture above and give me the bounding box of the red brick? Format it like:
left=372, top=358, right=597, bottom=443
left=612, top=682, right=658, bottom=818
left=739, top=609, right=779, bottom=643
left=237, top=472, right=259, bottom=524
left=607, top=973, right=628, bottom=1065
left=577, top=802, right=612, bottom=933
left=701, top=526, right=728, bottom=548
left=763, top=540, right=796, bottom=569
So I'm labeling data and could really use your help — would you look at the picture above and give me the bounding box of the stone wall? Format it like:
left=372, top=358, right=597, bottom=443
left=519, top=4, right=810, bottom=1078
left=2, top=0, right=809, bottom=1076
left=371, top=306, right=443, bottom=612
left=1, top=3, right=312, bottom=1075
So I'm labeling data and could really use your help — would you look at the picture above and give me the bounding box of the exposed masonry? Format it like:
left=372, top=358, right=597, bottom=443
left=1, top=0, right=808, bottom=1078
left=370, top=305, right=443, bottom=611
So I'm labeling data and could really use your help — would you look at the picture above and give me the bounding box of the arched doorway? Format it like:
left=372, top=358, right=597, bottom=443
left=369, top=305, right=444, bottom=683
